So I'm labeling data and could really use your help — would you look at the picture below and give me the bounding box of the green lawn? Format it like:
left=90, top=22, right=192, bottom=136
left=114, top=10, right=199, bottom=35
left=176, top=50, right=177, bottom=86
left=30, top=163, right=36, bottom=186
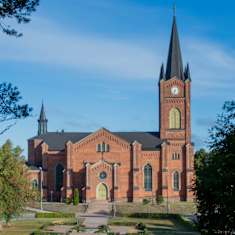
left=0, top=218, right=77, bottom=235
left=109, top=216, right=199, bottom=235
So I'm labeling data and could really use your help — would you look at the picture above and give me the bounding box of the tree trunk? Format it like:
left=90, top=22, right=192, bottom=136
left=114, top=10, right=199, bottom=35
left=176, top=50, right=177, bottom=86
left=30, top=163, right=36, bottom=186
left=0, top=222, right=2, bottom=231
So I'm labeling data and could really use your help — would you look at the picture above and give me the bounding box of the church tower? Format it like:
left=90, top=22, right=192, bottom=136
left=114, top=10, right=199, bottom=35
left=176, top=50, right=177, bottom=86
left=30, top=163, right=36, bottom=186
left=159, top=14, right=194, bottom=200
left=38, top=102, right=48, bottom=135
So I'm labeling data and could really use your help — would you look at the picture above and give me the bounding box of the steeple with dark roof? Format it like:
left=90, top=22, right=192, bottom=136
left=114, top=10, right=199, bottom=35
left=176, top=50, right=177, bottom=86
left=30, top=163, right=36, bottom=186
left=184, top=63, right=191, bottom=81
left=159, top=63, right=165, bottom=81
left=38, top=102, right=48, bottom=135
left=165, top=15, right=184, bottom=80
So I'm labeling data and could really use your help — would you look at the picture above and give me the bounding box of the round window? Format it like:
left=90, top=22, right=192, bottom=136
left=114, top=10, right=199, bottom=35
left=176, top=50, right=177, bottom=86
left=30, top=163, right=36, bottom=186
left=99, top=171, right=107, bottom=180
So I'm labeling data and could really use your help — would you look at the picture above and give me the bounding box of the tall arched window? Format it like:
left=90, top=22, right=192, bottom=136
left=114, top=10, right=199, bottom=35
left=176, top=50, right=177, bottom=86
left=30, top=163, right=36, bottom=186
left=144, top=164, right=152, bottom=191
left=169, top=108, right=181, bottom=129
left=173, top=171, right=180, bottom=191
left=55, top=164, right=64, bottom=192
left=32, top=179, right=38, bottom=190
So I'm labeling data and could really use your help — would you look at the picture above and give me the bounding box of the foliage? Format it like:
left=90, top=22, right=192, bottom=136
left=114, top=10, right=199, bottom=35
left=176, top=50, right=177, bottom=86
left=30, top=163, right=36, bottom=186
left=95, top=224, right=110, bottom=233
left=34, top=231, right=65, bottom=235
left=0, top=83, right=32, bottom=135
left=128, top=213, right=180, bottom=219
left=194, top=101, right=235, bottom=234
left=136, top=222, right=146, bottom=230
left=156, top=194, right=164, bottom=205
left=73, top=188, right=79, bottom=206
left=108, top=220, right=137, bottom=226
left=35, top=212, right=75, bottom=218
left=65, top=197, right=71, bottom=205
left=0, top=0, right=39, bottom=37
left=0, top=140, right=37, bottom=224
left=142, top=198, right=150, bottom=205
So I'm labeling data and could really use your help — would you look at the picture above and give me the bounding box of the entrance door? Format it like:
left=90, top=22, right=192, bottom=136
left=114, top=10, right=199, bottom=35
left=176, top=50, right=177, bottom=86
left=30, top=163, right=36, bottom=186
left=96, top=183, right=108, bottom=200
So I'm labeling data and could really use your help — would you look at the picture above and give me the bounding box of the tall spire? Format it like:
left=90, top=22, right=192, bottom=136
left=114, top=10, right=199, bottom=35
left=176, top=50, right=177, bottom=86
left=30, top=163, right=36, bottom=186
left=184, top=63, right=191, bottom=81
left=165, top=12, right=184, bottom=80
left=38, top=102, right=48, bottom=135
left=39, top=102, right=46, bottom=121
left=159, top=63, right=165, bottom=81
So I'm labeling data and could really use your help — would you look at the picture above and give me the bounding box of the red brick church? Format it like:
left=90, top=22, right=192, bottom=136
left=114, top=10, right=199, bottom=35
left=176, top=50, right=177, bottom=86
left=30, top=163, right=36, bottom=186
left=27, top=15, right=194, bottom=202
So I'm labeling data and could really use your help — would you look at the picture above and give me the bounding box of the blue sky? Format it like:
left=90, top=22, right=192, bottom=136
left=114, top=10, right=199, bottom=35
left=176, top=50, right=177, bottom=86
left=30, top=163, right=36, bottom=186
left=1, top=0, right=235, bottom=156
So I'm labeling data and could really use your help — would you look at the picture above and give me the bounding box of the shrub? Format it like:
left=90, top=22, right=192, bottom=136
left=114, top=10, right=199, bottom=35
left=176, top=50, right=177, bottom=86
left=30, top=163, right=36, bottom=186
left=73, top=188, right=79, bottom=206
left=136, top=222, right=146, bottom=230
left=65, top=197, right=71, bottom=205
left=128, top=212, right=179, bottom=219
left=142, top=198, right=150, bottom=205
left=31, top=232, right=64, bottom=235
left=108, top=221, right=137, bottom=226
left=156, top=195, right=164, bottom=205
left=96, top=225, right=110, bottom=233
left=35, top=212, right=75, bottom=218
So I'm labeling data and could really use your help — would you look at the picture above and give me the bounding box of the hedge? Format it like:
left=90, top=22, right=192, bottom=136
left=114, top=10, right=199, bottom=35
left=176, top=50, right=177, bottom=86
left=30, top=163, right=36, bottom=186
left=31, top=232, right=63, bottom=235
left=128, top=212, right=179, bottom=219
left=108, top=221, right=137, bottom=226
left=35, top=212, right=75, bottom=218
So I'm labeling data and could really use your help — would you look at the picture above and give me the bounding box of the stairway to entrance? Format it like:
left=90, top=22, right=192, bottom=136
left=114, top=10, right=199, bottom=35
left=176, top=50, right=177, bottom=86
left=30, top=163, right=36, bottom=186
left=80, top=201, right=111, bottom=230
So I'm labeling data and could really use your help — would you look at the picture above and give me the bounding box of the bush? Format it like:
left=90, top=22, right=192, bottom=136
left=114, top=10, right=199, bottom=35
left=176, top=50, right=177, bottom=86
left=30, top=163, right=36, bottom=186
left=109, top=221, right=137, bottom=226
left=35, top=212, right=75, bottom=218
left=129, top=213, right=179, bottom=219
left=65, top=197, right=71, bottom=205
left=156, top=195, right=164, bottom=205
left=31, top=232, right=63, bottom=235
left=142, top=198, right=150, bottom=205
left=96, top=225, right=110, bottom=233
left=136, top=222, right=146, bottom=230
left=73, top=188, right=79, bottom=206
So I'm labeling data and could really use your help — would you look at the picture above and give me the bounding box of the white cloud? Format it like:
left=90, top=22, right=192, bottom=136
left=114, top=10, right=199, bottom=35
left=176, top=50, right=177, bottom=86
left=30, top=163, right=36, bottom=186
left=1, top=17, right=235, bottom=97
left=0, top=18, right=160, bottom=79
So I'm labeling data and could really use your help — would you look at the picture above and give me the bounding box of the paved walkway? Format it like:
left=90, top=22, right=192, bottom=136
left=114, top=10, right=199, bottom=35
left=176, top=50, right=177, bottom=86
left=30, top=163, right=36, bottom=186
left=80, top=201, right=111, bottom=229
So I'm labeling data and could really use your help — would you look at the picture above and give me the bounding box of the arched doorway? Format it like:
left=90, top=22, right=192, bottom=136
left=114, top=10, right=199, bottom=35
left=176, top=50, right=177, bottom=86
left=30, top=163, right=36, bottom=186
left=96, top=183, right=108, bottom=200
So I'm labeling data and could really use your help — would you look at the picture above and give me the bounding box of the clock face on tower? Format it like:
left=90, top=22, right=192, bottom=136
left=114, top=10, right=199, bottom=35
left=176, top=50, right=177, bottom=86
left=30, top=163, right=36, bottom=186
left=171, top=86, right=179, bottom=95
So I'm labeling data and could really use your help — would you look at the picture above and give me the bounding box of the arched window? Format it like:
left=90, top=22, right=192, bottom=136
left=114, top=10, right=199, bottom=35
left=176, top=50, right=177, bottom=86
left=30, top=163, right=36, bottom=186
left=172, top=153, right=180, bottom=160
left=144, top=164, right=152, bottom=191
left=169, top=108, right=181, bottom=129
left=55, top=164, right=64, bottom=192
left=32, top=179, right=38, bottom=189
left=96, top=144, right=101, bottom=152
left=173, top=171, right=180, bottom=191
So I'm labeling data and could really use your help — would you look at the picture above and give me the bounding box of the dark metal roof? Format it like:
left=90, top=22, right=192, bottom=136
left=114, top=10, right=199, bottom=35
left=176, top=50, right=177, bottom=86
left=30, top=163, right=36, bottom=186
left=29, top=131, right=161, bottom=151
left=165, top=16, right=184, bottom=80
left=159, top=63, right=165, bottom=81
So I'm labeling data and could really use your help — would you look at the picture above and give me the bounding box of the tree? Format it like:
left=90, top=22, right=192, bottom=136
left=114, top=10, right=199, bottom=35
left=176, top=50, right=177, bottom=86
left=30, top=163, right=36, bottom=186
left=0, top=140, right=36, bottom=225
left=0, top=0, right=40, bottom=37
left=194, top=101, right=235, bottom=234
left=0, top=82, right=32, bottom=135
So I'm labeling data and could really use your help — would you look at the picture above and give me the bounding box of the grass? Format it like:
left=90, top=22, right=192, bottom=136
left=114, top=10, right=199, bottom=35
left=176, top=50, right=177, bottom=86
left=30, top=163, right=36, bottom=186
left=116, top=201, right=197, bottom=216
left=0, top=218, right=77, bottom=235
left=108, top=215, right=199, bottom=235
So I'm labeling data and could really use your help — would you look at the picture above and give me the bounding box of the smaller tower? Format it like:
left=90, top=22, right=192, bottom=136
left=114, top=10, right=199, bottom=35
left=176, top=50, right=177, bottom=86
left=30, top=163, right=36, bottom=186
left=38, top=102, right=48, bottom=135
